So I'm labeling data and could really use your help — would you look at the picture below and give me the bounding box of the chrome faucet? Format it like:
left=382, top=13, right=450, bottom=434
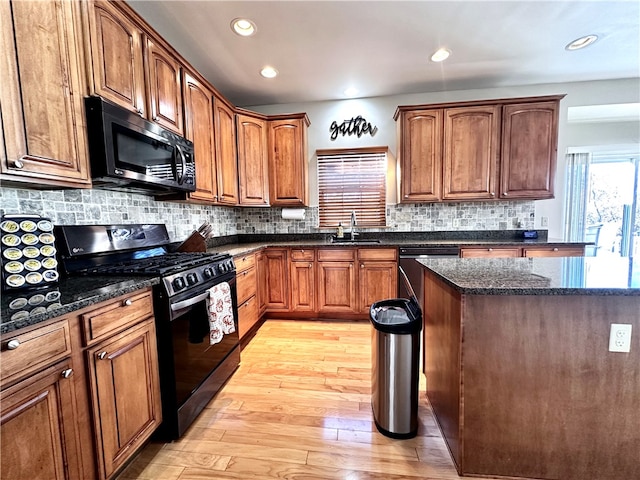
left=349, top=210, right=358, bottom=240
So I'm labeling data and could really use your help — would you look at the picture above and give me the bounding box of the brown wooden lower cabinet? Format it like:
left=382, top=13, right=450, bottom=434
left=0, top=288, right=161, bottom=480
left=263, top=249, right=290, bottom=310
left=87, top=317, right=161, bottom=479
left=290, top=248, right=315, bottom=312
left=0, top=358, right=82, bottom=480
left=461, top=245, right=584, bottom=258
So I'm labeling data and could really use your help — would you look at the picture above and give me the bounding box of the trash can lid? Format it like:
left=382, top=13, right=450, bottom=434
left=373, top=305, right=411, bottom=325
left=370, top=298, right=422, bottom=334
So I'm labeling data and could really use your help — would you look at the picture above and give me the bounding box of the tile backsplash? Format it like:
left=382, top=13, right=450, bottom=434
left=1, top=186, right=535, bottom=241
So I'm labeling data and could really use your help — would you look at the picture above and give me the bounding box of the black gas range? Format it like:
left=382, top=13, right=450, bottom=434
left=55, top=224, right=240, bottom=440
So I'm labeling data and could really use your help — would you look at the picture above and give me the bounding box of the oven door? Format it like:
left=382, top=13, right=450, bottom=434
left=166, top=274, right=239, bottom=408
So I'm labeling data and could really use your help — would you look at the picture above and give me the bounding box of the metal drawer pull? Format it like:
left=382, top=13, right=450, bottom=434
left=97, top=351, right=107, bottom=360
left=7, top=339, right=20, bottom=350
left=123, top=299, right=133, bottom=306
left=61, top=368, right=73, bottom=379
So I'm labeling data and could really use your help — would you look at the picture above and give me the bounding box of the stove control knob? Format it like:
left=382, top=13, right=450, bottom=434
left=204, top=267, right=213, bottom=279
left=187, top=273, right=198, bottom=286
left=173, top=277, right=186, bottom=291
left=227, top=260, right=235, bottom=271
left=219, top=263, right=226, bottom=273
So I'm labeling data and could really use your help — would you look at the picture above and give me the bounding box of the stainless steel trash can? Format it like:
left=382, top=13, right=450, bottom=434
left=370, top=267, right=422, bottom=439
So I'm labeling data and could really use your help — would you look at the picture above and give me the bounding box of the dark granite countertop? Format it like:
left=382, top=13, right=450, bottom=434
left=204, top=231, right=588, bottom=257
left=1, top=276, right=160, bottom=335
left=417, top=256, right=640, bottom=295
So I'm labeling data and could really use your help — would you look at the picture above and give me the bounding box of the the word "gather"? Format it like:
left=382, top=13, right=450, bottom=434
left=329, top=116, right=378, bottom=140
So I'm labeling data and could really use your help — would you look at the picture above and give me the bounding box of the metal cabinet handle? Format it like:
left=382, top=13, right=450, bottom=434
left=152, top=116, right=157, bottom=121
left=97, top=351, right=107, bottom=360
left=490, top=192, right=495, bottom=197
left=404, top=194, right=409, bottom=198
left=308, top=263, right=312, bottom=269
left=553, top=247, right=559, bottom=252
left=360, top=263, right=364, bottom=268
left=7, top=339, right=20, bottom=350
left=13, top=160, right=24, bottom=169
left=123, top=298, right=133, bottom=306
left=61, top=368, right=73, bottom=379
left=488, top=248, right=493, bottom=252
left=503, top=192, right=508, bottom=196
left=137, top=108, right=144, bottom=116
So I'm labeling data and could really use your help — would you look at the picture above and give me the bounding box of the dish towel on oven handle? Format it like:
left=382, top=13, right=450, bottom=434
left=206, top=281, right=236, bottom=345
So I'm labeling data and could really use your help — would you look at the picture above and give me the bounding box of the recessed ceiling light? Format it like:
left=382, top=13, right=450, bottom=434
left=344, top=87, right=359, bottom=97
left=430, top=48, right=451, bottom=62
left=231, top=18, right=256, bottom=37
left=565, top=34, right=598, bottom=51
left=260, top=66, right=278, bottom=78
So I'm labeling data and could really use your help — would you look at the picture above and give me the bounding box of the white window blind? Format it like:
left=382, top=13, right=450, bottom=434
left=317, top=147, right=387, bottom=227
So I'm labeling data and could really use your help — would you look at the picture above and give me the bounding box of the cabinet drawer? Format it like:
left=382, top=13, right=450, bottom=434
left=358, top=248, right=397, bottom=261
left=318, top=248, right=355, bottom=262
left=237, top=265, right=257, bottom=305
left=1, top=318, right=72, bottom=386
left=81, top=290, right=154, bottom=345
left=238, top=295, right=259, bottom=339
left=234, top=253, right=256, bottom=273
left=290, top=248, right=315, bottom=261
left=523, top=246, right=584, bottom=257
left=460, top=247, right=521, bottom=258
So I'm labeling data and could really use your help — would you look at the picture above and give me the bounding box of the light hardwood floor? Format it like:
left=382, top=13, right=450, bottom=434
left=117, top=320, right=492, bottom=480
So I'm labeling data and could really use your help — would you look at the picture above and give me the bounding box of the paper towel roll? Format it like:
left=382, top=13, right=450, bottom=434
left=281, top=208, right=306, bottom=220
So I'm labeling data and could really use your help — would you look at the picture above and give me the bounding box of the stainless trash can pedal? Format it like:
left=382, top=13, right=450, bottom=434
left=370, top=267, right=422, bottom=439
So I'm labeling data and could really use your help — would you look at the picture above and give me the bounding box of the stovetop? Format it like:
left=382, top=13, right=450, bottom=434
left=54, top=224, right=236, bottom=297
left=83, top=252, right=229, bottom=276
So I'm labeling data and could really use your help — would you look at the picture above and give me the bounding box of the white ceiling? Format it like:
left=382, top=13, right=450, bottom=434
left=128, top=0, right=640, bottom=108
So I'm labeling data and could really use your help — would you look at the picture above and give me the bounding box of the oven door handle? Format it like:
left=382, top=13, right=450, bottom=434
left=171, top=291, right=210, bottom=311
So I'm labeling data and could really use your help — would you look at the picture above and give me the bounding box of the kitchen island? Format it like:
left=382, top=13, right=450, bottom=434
left=418, top=256, right=639, bottom=480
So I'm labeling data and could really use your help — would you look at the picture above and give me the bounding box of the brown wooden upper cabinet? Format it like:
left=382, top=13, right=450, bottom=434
left=268, top=115, right=311, bottom=206
left=0, top=0, right=91, bottom=188
left=501, top=101, right=560, bottom=200
left=213, top=96, right=239, bottom=205
left=398, top=109, right=443, bottom=202
left=236, top=112, right=270, bottom=206
left=87, top=0, right=184, bottom=135
left=395, top=95, right=564, bottom=203
left=443, top=105, right=500, bottom=201
left=183, top=70, right=218, bottom=203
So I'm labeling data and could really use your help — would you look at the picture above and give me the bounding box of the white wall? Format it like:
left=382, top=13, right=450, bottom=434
left=249, top=78, right=640, bottom=239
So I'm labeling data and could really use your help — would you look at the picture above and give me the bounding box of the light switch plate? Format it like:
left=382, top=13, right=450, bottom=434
left=609, top=323, right=632, bottom=353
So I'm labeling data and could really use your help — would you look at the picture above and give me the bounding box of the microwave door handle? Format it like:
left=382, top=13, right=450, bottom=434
left=171, top=291, right=210, bottom=311
left=175, top=145, right=186, bottom=185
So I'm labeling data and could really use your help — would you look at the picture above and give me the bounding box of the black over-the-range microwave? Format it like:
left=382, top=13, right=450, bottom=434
left=84, top=96, right=196, bottom=195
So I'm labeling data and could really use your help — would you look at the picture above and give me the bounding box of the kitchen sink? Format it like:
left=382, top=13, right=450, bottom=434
left=330, top=237, right=382, bottom=244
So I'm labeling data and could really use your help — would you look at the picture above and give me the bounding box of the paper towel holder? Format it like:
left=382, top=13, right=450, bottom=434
left=281, top=208, right=306, bottom=220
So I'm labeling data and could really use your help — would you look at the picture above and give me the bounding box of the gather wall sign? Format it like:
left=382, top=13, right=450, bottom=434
left=329, top=115, right=378, bottom=140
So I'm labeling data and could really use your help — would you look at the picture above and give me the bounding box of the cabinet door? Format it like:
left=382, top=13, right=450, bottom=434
left=291, top=261, right=315, bottom=312
left=269, top=118, right=308, bottom=206
left=522, top=246, right=584, bottom=257
left=87, top=0, right=146, bottom=116
left=500, top=101, right=559, bottom=199
left=256, top=251, right=268, bottom=315
left=183, top=71, right=217, bottom=202
left=144, top=37, right=184, bottom=135
left=460, top=247, right=521, bottom=258
left=399, top=109, right=443, bottom=202
left=213, top=97, right=239, bottom=205
left=87, top=319, right=161, bottom=479
left=0, top=0, right=90, bottom=187
left=0, top=359, right=82, bottom=480
left=264, top=249, right=290, bottom=310
left=359, top=261, right=398, bottom=314
left=317, top=262, right=357, bottom=313
left=237, top=114, right=270, bottom=206
left=443, top=106, right=500, bottom=200
left=238, top=295, right=259, bottom=340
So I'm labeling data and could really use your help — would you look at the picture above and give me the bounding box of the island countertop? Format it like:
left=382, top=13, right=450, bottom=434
left=417, top=256, right=640, bottom=295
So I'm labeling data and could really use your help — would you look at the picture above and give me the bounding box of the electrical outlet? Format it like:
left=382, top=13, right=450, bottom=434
left=609, top=324, right=632, bottom=353
left=540, top=216, right=548, bottom=227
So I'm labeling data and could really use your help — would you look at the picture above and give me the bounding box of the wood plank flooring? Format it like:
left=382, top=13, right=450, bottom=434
left=116, top=320, right=493, bottom=480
